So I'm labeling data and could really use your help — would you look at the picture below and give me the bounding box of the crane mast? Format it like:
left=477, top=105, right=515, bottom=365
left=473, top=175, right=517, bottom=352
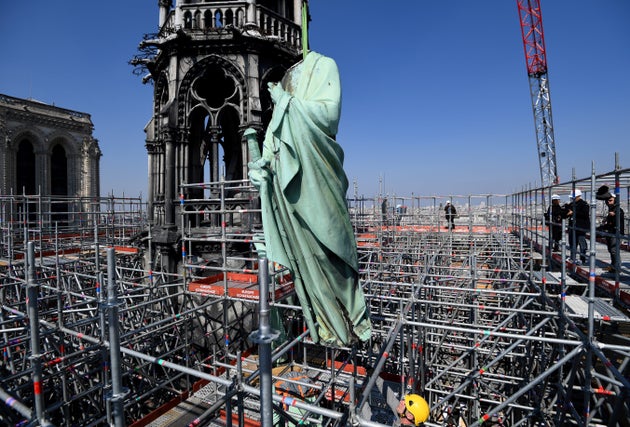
left=517, top=0, right=558, bottom=188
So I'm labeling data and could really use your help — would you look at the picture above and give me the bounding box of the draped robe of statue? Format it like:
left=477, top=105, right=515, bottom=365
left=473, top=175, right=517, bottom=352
left=250, top=51, right=372, bottom=346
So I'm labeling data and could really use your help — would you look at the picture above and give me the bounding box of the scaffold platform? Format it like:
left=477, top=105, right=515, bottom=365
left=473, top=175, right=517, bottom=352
left=2, top=174, right=630, bottom=427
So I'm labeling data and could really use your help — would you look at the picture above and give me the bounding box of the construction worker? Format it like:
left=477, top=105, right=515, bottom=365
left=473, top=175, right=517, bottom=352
left=395, top=394, right=430, bottom=426
left=444, top=201, right=457, bottom=230
left=544, top=194, right=564, bottom=251
left=601, top=194, right=625, bottom=273
left=564, top=189, right=589, bottom=264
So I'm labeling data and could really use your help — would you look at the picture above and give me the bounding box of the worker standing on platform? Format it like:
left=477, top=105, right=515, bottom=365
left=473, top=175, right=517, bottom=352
left=444, top=201, right=457, bottom=230
left=564, top=189, right=590, bottom=264
left=601, top=194, right=625, bottom=273
left=544, top=194, right=564, bottom=251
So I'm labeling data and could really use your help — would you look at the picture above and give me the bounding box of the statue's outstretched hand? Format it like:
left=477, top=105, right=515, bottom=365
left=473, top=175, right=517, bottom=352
left=248, top=158, right=271, bottom=190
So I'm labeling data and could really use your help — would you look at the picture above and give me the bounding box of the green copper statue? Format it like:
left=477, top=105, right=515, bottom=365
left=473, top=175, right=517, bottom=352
left=246, top=51, right=372, bottom=346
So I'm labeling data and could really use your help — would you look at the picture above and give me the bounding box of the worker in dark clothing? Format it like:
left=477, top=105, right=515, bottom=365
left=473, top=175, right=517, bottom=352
left=564, top=189, right=590, bottom=264
left=544, top=194, right=565, bottom=251
left=444, top=201, right=457, bottom=230
left=600, top=194, right=625, bottom=273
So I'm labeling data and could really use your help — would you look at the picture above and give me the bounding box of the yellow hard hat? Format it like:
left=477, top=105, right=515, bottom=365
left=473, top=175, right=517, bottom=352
left=404, top=394, right=430, bottom=425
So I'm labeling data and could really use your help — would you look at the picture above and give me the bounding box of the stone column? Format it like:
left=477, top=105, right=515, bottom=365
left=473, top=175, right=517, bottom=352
left=246, top=0, right=257, bottom=26
left=164, top=131, right=176, bottom=226
left=293, top=0, right=302, bottom=24
left=0, top=133, right=7, bottom=194
left=209, top=128, right=220, bottom=182
left=35, top=147, right=48, bottom=195
left=147, top=142, right=156, bottom=222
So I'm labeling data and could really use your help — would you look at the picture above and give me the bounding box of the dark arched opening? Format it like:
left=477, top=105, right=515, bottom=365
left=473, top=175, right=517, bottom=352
left=51, top=145, right=68, bottom=196
left=218, top=106, right=242, bottom=184
left=16, top=139, right=36, bottom=194
left=188, top=107, right=211, bottom=198
left=51, top=144, right=69, bottom=223
left=16, top=139, right=37, bottom=222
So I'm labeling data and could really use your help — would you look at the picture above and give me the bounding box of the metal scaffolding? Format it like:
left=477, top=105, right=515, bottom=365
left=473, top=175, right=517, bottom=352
left=1, top=162, right=629, bottom=426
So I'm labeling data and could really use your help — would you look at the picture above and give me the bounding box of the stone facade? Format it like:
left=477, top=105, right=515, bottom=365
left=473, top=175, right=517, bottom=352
left=0, top=93, right=101, bottom=198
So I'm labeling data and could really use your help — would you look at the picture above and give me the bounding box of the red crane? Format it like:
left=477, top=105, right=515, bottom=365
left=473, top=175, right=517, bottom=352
left=517, top=0, right=559, bottom=188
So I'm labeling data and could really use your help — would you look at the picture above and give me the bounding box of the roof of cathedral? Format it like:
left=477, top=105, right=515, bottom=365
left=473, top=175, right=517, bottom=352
left=0, top=93, right=93, bottom=126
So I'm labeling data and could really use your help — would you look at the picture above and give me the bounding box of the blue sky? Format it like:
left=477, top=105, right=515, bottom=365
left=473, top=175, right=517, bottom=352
left=2, top=1, right=629, bottom=199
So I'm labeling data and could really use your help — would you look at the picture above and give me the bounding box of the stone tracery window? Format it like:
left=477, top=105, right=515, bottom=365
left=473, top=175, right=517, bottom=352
left=192, top=67, right=236, bottom=109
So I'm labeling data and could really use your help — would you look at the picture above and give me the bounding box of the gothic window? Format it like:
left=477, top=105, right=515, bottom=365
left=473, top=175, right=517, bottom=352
left=192, top=66, right=236, bottom=109
left=225, top=9, right=233, bottom=26
left=187, top=64, right=243, bottom=200
left=16, top=139, right=36, bottom=194
left=194, top=11, right=202, bottom=29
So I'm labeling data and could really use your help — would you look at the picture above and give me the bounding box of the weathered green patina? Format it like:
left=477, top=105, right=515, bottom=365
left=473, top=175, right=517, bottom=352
left=247, top=51, right=372, bottom=346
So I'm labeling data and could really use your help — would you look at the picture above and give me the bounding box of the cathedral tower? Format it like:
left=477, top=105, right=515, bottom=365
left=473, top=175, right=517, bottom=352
left=134, top=0, right=304, bottom=229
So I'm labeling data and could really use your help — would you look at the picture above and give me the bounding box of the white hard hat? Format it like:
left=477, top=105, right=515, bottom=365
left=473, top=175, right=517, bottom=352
left=445, top=201, right=451, bottom=204
left=572, top=189, right=582, bottom=198
left=551, top=194, right=561, bottom=200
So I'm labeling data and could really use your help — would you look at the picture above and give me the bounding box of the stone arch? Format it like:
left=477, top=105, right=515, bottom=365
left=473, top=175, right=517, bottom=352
left=10, top=127, right=46, bottom=152
left=235, top=8, right=244, bottom=26
left=224, top=9, right=233, bottom=26
left=47, top=131, right=79, bottom=156
left=9, top=129, right=45, bottom=195
left=178, top=55, right=246, bottom=128
left=179, top=55, right=247, bottom=189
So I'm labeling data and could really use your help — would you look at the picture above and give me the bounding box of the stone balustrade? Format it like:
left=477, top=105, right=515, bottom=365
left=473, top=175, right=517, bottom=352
left=161, top=1, right=302, bottom=49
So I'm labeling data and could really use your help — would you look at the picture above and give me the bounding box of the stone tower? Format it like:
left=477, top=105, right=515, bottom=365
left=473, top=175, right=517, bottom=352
left=135, top=0, right=304, bottom=230
left=0, top=94, right=101, bottom=200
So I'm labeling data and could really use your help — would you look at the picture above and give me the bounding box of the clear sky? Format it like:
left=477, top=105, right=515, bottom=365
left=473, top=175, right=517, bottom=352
left=2, top=1, right=629, bottom=199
